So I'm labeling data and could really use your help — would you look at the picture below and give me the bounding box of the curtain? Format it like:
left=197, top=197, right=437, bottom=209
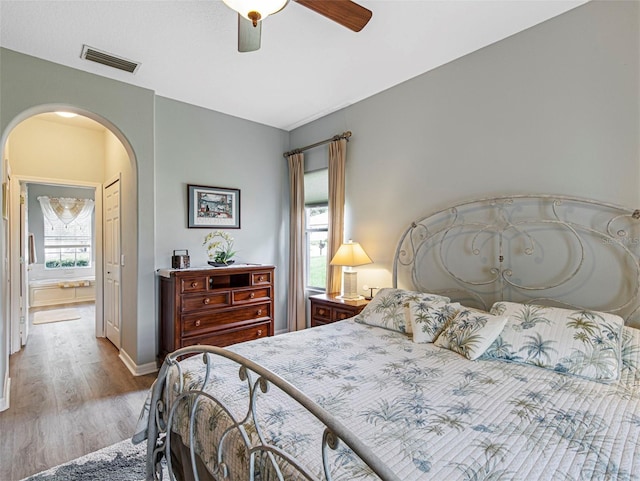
left=28, top=233, right=37, bottom=264
left=326, top=138, right=346, bottom=294
left=38, top=196, right=94, bottom=226
left=287, top=152, right=307, bottom=332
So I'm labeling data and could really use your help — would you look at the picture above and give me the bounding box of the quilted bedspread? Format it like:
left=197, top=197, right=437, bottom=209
left=139, top=319, right=640, bottom=481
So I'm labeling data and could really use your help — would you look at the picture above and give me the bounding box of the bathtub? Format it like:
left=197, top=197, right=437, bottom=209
left=29, top=277, right=96, bottom=307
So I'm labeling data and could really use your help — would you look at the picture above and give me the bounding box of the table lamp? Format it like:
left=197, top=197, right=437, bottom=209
left=330, top=240, right=372, bottom=300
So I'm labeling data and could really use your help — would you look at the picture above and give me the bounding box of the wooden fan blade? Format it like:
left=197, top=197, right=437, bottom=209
left=238, top=14, right=261, bottom=52
left=295, top=0, right=372, bottom=32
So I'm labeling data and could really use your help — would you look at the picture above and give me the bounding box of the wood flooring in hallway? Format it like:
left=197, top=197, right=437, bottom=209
left=0, top=303, right=156, bottom=480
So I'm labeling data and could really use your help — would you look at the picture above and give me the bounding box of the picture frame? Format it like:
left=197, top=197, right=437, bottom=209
left=187, top=184, right=241, bottom=229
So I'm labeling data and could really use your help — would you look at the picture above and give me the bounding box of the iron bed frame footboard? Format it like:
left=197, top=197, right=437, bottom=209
left=145, top=345, right=400, bottom=481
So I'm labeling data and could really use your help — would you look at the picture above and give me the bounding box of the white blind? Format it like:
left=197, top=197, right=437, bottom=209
left=304, top=169, right=328, bottom=206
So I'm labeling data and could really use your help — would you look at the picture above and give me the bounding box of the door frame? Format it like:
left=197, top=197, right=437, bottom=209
left=9, top=175, right=104, bottom=353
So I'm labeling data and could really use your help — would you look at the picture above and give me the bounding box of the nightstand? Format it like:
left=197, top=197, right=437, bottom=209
left=309, top=293, right=370, bottom=327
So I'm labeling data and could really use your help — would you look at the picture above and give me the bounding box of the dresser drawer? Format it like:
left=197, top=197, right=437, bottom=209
left=182, top=321, right=271, bottom=348
left=251, top=271, right=272, bottom=285
left=232, top=286, right=271, bottom=304
left=181, top=292, right=231, bottom=313
left=180, top=276, right=207, bottom=293
left=182, top=303, right=271, bottom=336
left=312, top=303, right=331, bottom=321
left=333, top=307, right=356, bottom=322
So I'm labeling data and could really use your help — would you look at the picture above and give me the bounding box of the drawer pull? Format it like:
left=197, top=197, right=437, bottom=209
left=258, top=276, right=265, bottom=282
left=250, top=292, right=255, bottom=299
left=256, top=309, right=263, bottom=316
left=319, top=308, right=326, bottom=316
left=257, top=329, right=263, bottom=336
left=203, top=298, right=211, bottom=305
left=195, top=320, right=201, bottom=327
left=191, top=281, right=199, bottom=288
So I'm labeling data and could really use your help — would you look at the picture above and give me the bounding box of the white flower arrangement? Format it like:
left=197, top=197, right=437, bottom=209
left=203, top=230, right=236, bottom=265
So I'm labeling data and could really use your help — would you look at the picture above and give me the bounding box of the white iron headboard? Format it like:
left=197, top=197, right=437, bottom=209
left=392, top=195, right=640, bottom=328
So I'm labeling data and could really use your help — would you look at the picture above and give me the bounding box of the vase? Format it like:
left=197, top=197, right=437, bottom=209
left=208, top=260, right=235, bottom=267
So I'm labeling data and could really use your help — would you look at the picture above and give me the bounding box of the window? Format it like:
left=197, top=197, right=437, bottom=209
left=38, top=196, right=94, bottom=269
left=305, top=205, right=328, bottom=289
left=44, top=215, right=92, bottom=268
left=304, top=169, right=328, bottom=290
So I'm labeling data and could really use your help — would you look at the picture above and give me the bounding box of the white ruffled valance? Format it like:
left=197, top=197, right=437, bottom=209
left=38, top=196, right=95, bottom=226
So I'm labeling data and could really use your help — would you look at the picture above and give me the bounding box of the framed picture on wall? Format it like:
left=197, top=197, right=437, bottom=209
left=187, top=184, right=241, bottom=229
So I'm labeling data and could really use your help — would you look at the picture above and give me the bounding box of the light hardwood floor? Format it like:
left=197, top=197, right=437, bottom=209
left=0, top=303, right=156, bottom=481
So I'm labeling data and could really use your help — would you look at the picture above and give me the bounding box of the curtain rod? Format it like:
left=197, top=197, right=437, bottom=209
left=283, top=131, right=352, bottom=158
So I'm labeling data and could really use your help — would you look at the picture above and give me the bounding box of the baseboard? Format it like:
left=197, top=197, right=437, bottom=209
left=0, top=371, right=10, bottom=412
left=275, top=328, right=289, bottom=336
left=119, top=349, right=158, bottom=376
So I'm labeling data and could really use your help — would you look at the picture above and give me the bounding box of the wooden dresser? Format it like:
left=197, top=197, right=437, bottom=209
left=158, top=265, right=275, bottom=359
left=309, top=293, right=369, bottom=327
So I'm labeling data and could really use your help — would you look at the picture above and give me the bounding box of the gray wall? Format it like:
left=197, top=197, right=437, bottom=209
left=27, top=184, right=95, bottom=265
left=0, top=47, right=156, bottom=387
left=0, top=0, right=638, bottom=406
left=154, top=97, right=289, bottom=330
left=290, top=0, right=640, bottom=289
left=0, top=44, right=290, bottom=405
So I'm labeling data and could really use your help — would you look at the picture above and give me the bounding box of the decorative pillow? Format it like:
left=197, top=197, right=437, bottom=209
left=354, top=288, right=449, bottom=334
left=409, top=300, right=461, bottom=343
left=620, top=326, right=640, bottom=385
left=485, top=302, right=624, bottom=382
left=402, top=290, right=452, bottom=334
left=433, top=309, right=509, bottom=360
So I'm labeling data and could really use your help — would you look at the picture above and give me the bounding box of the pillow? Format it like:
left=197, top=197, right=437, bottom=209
left=408, top=300, right=461, bottom=343
left=485, top=302, right=624, bottom=382
left=354, top=288, right=449, bottom=333
left=620, top=326, right=640, bottom=385
left=402, top=290, right=451, bottom=334
left=433, top=309, right=508, bottom=360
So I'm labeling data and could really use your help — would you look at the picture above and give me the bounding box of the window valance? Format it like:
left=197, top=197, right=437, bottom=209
left=38, top=196, right=95, bottom=226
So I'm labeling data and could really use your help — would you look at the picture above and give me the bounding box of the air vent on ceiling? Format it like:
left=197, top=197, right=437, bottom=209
left=80, top=45, right=141, bottom=74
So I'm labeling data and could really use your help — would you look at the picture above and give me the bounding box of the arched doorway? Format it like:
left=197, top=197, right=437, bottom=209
left=0, top=105, right=137, bottom=387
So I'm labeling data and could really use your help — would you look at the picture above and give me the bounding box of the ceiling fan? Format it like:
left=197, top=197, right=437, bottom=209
left=222, top=0, right=373, bottom=52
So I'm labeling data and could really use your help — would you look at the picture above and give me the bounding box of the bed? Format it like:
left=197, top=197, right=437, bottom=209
left=136, top=195, right=640, bottom=481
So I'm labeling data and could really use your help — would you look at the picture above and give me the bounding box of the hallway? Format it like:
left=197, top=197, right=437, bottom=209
left=0, top=303, right=155, bottom=480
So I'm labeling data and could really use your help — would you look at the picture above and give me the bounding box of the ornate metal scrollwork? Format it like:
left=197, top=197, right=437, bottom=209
left=393, top=195, right=640, bottom=324
left=146, top=346, right=400, bottom=481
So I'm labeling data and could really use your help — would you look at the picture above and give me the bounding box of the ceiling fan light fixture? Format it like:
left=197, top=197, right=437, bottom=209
left=222, top=0, right=288, bottom=25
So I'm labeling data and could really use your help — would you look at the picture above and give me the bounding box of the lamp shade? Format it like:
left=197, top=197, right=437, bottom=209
left=222, top=0, right=288, bottom=22
left=330, top=241, right=372, bottom=267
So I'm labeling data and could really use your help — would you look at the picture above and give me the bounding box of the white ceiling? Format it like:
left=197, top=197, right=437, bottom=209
left=1, top=0, right=587, bottom=131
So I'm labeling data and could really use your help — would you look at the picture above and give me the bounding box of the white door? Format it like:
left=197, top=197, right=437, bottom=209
left=104, top=178, right=121, bottom=349
left=9, top=178, right=29, bottom=349
left=19, top=183, right=28, bottom=346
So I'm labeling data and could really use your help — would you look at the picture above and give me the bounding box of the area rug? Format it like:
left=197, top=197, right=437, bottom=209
left=20, top=438, right=166, bottom=481
left=32, top=308, right=81, bottom=325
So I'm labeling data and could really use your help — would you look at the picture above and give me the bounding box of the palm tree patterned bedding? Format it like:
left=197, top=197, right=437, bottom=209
left=138, top=297, right=640, bottom=481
